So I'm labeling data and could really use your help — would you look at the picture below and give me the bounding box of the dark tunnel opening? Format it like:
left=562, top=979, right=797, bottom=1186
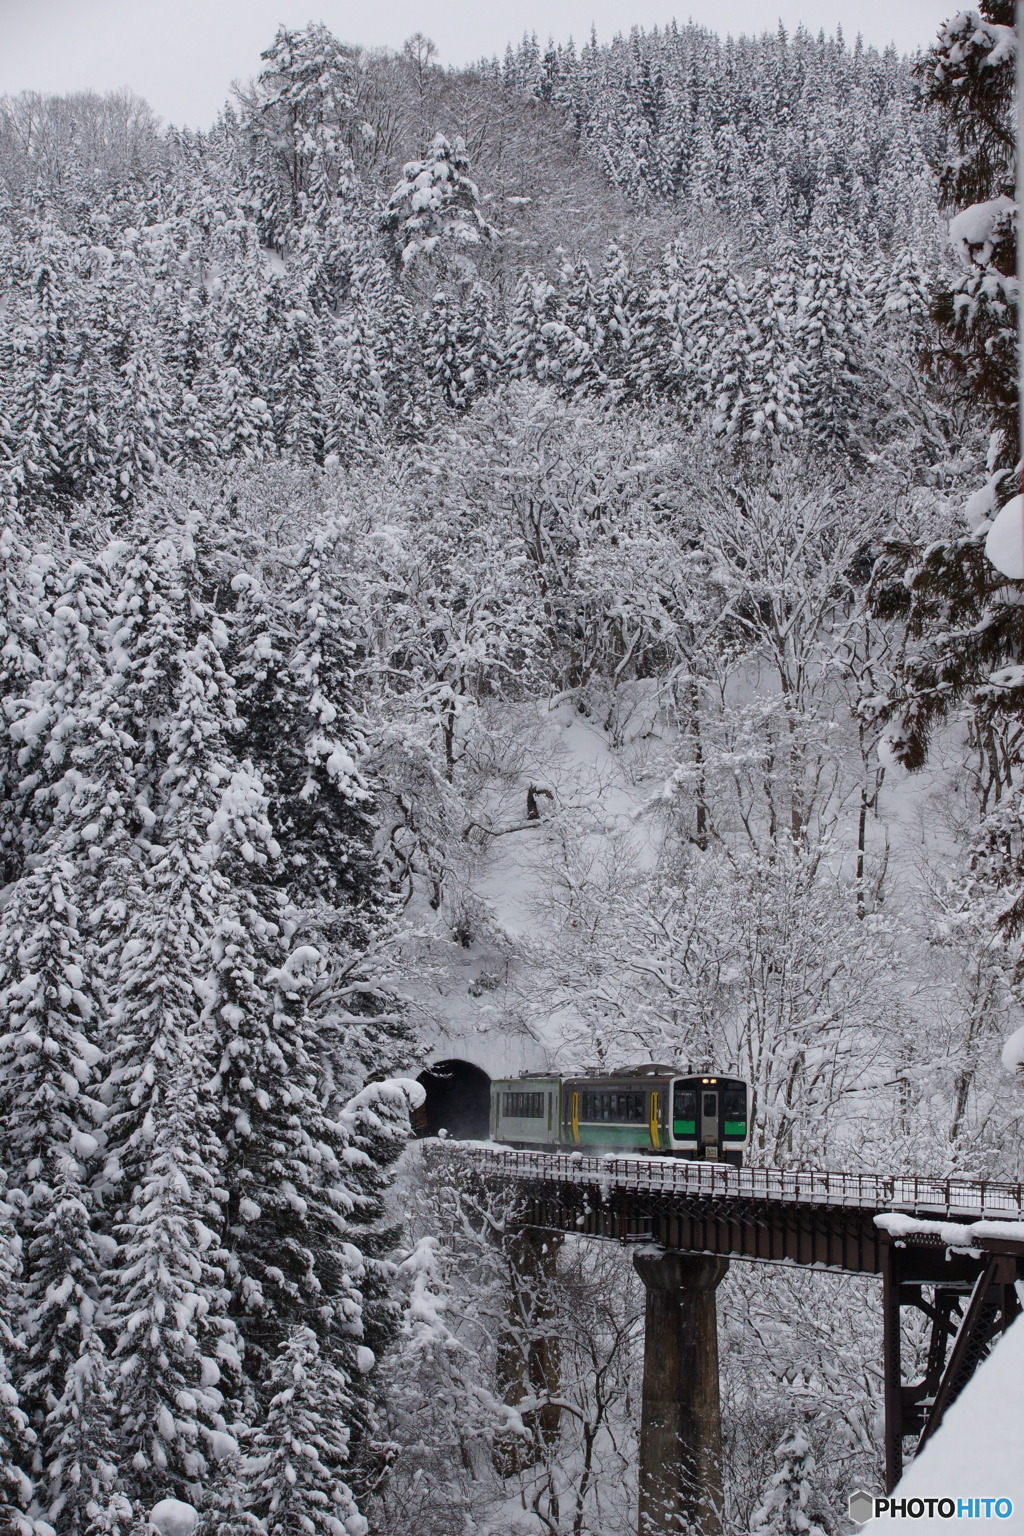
left=416, top=1059, right=492, bottom=1140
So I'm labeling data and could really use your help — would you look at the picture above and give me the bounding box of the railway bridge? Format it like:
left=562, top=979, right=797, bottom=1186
left=437, top=1143, right=1024, bottom=1536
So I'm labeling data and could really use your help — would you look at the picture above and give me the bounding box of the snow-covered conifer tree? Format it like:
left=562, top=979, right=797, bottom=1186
left=797, top=239, right=867, bottom=448
left=104, top=1048, right=235, bottom=1507
left=458, top=283, right=504, bottom=403
left=262, top=280, right=326, bottom=463
left=19, top=1155, right=109, bottom=1527
left=233, top=535, right=386, bottom=928
left=100, top=527, right=245, bottom=1500
left=0, top=1175, right=36, bottom=1536
left=382, top=134, right=495, bottom=273
left=423, top=291, right=467, bottom=412
left=41, top=1324, right=130, bottom=1536
left=243, top=1327, right=366, bottom=1536
left=593, top=242, right=637, bottom=382
left=751, top=1425, right=828, bottom=1536
left=0, top=860, right=103, bottom=1198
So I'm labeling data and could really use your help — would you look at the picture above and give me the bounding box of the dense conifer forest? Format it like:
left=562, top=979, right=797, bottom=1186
left=0, top=4, right=1019, bottom=1533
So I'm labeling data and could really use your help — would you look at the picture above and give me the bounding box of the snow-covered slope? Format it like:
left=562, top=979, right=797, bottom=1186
left=861, top=1313, right=1024, bottom=1531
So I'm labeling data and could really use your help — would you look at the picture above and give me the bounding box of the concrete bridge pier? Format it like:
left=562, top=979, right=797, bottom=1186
left=632, top=1249, right=729, bottom=1536
left=496, top=1226, right=563, bottom=1470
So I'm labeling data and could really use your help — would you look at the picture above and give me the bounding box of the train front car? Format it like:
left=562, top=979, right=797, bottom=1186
left=670, top=1074, right=750, bottom=1165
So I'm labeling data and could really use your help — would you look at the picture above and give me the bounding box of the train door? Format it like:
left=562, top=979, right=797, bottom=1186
left=700, top=1087, right=719, bottom=1157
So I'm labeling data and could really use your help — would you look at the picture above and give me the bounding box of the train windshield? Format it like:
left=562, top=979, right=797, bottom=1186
left=722, top=1082, right=747, bottom=1137
left=672, top=1084, right=697, bottom=1134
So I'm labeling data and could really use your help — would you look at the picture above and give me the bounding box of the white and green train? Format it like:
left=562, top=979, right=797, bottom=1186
left=490, top=1065, right=751, bottom=1166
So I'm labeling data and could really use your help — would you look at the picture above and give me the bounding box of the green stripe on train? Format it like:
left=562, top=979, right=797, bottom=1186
left=575, top=1124, right=655, bottom=1145
left=724, top=1121, right=746, bottom=1135
left=674, top=1120, right=696, bottom=1135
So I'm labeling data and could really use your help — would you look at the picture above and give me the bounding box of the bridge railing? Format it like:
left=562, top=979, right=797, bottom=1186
left=443, top=1144, right=1024, bottom=1221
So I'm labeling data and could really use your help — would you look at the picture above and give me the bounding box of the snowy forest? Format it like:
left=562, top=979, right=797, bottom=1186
left=0, top=3, right=1020, bottom=1533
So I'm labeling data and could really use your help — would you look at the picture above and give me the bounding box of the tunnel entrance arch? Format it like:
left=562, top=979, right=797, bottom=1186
left=416, top=1059, right=491, bottom=1140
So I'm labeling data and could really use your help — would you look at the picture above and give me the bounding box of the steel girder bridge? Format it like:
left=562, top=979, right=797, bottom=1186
left=442, top=1145, right=1024, bottom=1536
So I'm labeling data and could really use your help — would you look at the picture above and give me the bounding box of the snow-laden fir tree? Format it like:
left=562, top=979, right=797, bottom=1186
left=381, top=133, right=495, bottom=273
left=262, top=279, right=325, bottom=463
left=240, top=23, right=360, bottom=251
left=99, top=526, right=245, bottom=1500
left=797, top=239, right=867, bottom=449
left=243, top=1327, right=366, bottom=1536
left=751, top=1425, right=829, bottom=1536
left=423, top=290, right=467, bottom=412
left=506, top=272, right=569, bottom=385
left=10, top=553, right=113, bottom=859
left=0, top=858, right=103, bottom=1199
left=0, top=1173, right=37, bottom=1536
left=323, top=309, right=385, bottom=464
left=104, top=1047, right=236, bottom=1507
left=593, top=242, right=637, bottom=383
left=457, top=282, right=504, bottom=404
left=232, top=533, right=387, bottom=931
left=873, top=1, right=1023, bottom=941
left=41, top=1324, right=134, bottom=1536
left=0, top=516, right=46, bottom=883
left=19, top=1155, right=114, bottom=1534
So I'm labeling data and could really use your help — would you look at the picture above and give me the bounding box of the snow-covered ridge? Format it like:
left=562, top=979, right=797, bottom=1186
left=442, top=1143, right=1024, bottom=1220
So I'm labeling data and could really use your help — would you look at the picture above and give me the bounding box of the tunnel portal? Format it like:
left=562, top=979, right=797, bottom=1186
left=416, top=1059, right=492, bottom=1140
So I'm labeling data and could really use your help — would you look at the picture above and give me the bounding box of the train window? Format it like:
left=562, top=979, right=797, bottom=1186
left=703, top=1092, right=717, bottom=1118
left=673, top=1085, right=697, bottom=1134
left=579, top=1090, right=645, bottom=1122
left=722, top=1083, right=747, bottom=1138
left=503, top=1091, right=545, bottom=1118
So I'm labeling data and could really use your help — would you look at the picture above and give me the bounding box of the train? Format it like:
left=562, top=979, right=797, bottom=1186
left=490, top=1065, right=751, bottom=1166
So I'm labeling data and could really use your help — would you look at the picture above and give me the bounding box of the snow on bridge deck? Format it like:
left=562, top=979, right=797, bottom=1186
left=448, top=1142, right=1024, bottom=1224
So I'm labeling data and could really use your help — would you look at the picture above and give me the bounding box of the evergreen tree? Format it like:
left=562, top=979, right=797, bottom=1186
left=797, top=239, right=867, bottom=448
left=104, top=1048, right=234, bottom=1507
left=262, top=280, right=325, bottom=463
left=0, top=1175, right=36, bottom=1536
left=100, top=527, right=244, bottom=1500
left=423, top=290, right=466, bottom=412
left=42, top=1325, right=128, bottom=1536
left=751, top=1425, right=828, bottom=1536
left=233, top=534, right=387, bottom=928
left=381, top=133, right=495, bottom=273
left=458, top=282, right=504, bottom=404
left=507, top=272, right=569, bottom=385
left=19, top=1156, right=108, bottom=1526
left=0, top=517, right=45, bottom=884
left=0, top=859, right=103, bottom=1198
left=322, top=309, right=386, bottom=464
left=109, top=327, right=173, bottom=505
left=593, top=242, right=637, bottom=383
left=919, top=1, right=1017, bottom=453
left=243, top=1328, right=365, bottom=1536
left=241, top=23, right=360, bottom=251
left=873, top=3, right=1023, bottom=937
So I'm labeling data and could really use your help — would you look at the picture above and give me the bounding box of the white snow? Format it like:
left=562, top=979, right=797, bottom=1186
left=984, top=494, right=1024, bottom=580
left=948, top=195, right=1015, bottom=265
left=961, top=476, right=1000, bottom=531
left=875, top=1211, right=1024, bottom=1246
left=149, top=1500, right=199, bottom=1536
left=860, top=1314, right=1024, bottom=1532
left=1000, top=1024, right=1024, bottom=1073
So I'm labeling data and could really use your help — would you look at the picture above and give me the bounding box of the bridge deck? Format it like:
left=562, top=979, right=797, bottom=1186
left=457, top=1144, right=1024, bottom=1222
